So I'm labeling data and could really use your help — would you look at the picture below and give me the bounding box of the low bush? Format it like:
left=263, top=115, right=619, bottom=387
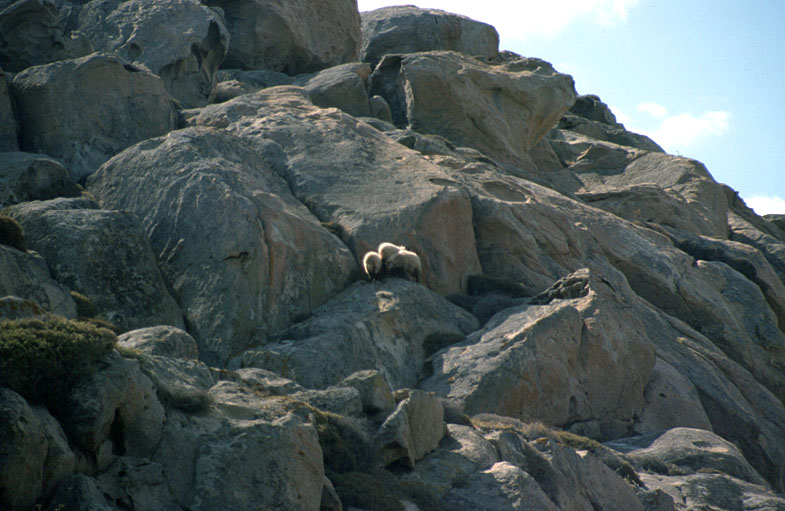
left=0, top=317, right=116, bottom=409
left=0, top=215, right=26, bottom=251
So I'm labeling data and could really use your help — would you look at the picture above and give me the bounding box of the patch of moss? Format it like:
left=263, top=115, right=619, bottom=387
left=0, top=214, right=26, bottom=251
left=70, top=290, right=97, bottom=318
left=0, top=317, right=116, bottom=409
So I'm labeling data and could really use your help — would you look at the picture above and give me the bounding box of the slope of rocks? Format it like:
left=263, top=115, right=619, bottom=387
left=2, top=1, right=785, bottom=510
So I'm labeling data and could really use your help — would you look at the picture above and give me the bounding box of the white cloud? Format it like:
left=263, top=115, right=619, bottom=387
left=356, top=0, right=640, bottom=39
left=745, top=195, right=785, bottom=216
left=637, top=110, right=730, bottom=152
left=637, top=101, right=668, bottom=119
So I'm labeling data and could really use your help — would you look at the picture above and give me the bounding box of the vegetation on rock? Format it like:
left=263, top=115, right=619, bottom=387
left=0, top=214, right=26, bottom=251
left=0, top=317, right=116, bottom=409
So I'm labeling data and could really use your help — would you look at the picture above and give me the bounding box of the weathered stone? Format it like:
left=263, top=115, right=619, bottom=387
left=89, top=127, right=356, bottom=366
left=608, top=428, right=767, bottom=486
left=230, top=367, right=306, bottom=396
left=376, top=389, right=446, bottom=468
left=0, top=244, right=77, bottom=317
left=360, top=6, right=500, bottom=64
left=0, top=152, right=81, bottom=208
left=11, top=52, right=176, bottom=181
left=638, top=473, right=785, bottom=511
left=443, top=461, right=558, bottom=511
left=191, top=86, right=483, bottom=295
left=634, top=358, right=712, bottom=434
left=341, top=370, right=396, bottom=415
left=118, top=326, right=199, bottom=360
left=95, top=457, right=179, bottom=510
left=729, top=211, right=785, bottom=288
left=0, top=70, right=18, bottom=151
left=369, top=94, right=392, bottom=122
left=295, top=62, right=372, bottom=118
left=549, top=131, right=729, bottom=238
left=423, top=268, right=656, bottom=439
left=204, top=0, right=361, bottom=74
left=558, top=114, right=663, bottom=152
left=0, top=0, right=93, bottom=72
left=371, top=51, right=576, bottom=171
left=59, top=351, right=164, bottom=464
left=136, top=354, right=214, bottom=414
left=155, top=382, right=324, bottom=511
left=32, top=405, right=76, bottom=500
left=47, top=474, right=116, bottom=511
left=238, top=279, right=478, bottom=390
left=8, top=201, right=184, bottom=333
left=407, top=423, right=500, bottom=495
left=0, top=388, right=47, bottom=511
left=213, top=68, right=293, bottom=102
left=77, top=0, right=229, bottom=107
left=293, top=387, right=363, bottom=417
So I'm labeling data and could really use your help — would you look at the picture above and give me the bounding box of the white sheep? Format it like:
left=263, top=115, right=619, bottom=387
left=377, top=242, right=406, bottom=263
left=384, top=248, right=422, bottom=283
left=362, top=251, right=383, bottom=281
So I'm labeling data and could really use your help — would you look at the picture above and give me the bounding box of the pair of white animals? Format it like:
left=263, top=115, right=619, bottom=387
left=363, top=242, right=422, bottom=282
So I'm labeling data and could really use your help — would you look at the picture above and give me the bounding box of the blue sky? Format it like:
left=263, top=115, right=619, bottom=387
left=357, top=1, right=785, bottom=215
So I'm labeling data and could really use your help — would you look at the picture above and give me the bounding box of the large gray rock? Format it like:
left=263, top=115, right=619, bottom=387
left=237, top=279, right=478, bottom=390
left=59, top=351, right=164, bottom=467
left=370, top=51, right=576, bottom=170
left=77, top=0, right=229, bottom=107
left=8, top=199, right=184, bottom=333
left=0, top=152, right=81, bottom=208
left=117, top=326, right=199, bottom=360
left=88, top=126, right=356, bottom=366
left=360, top=6, right=500, bottom=64
left=608, top=427, right=767, bottom=486
left=156, top=381, right=324, bottom=511
left=11, top=52, right=176, bottom=181
left=0, top=244, right=76, bottom=317
left=190, top=86, right=483, bottom=295
left=31, top=406, right=76, bottom=500
left=549, top=131, right=729, bottom=238
left=376, top=389, right=445, bottom=468
left=423, top=268, right=656, bottom=439
left=0, top=388, right=48, bottom=511
left=0, top=70, right=18, bottom=151
left=294, top=62, right=372, bottom=118
left=203, top=0, right=361, bottom=74
left=0, top=0, right=93, bottom=72
left=729, top=211, right=785, bottom=287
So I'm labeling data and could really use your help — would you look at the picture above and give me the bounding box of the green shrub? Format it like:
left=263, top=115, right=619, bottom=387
left=70, top=290, right=97, bottom=318
left=0, top=317, right=116, bottom=408
left=0, top=215, right=26, bottom=251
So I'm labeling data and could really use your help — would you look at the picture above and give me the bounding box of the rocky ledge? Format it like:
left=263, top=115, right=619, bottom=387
left=2, top=1, right=785, bottom=510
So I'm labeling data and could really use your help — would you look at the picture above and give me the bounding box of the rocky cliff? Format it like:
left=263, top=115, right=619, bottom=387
left=2, top=2, right=785, bottom=510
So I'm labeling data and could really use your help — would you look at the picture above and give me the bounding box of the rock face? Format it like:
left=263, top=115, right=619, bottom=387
left=8, top=198, right=184, bottom=333
left=0, top=152, right=81, bottom=208
left=3, top=3, right=785, bottom=511
left=204, top=0, right=361, bottom=73
left=0, top=0, right=93, bottom=72
left=11, top=53, right=177, bottom=181
left=89, top=126, right=356, bottom=365
left=77, top=0, right=229, bottom=107
left=361, top=6, right=500, bottom=64
left=370, top=51, right=576, bottom=170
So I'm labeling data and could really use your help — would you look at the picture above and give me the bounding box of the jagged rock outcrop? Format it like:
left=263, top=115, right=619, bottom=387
left=0, top=0, right=93, bottom=72
left=7, top=197, right=184, bottom=333
left=88, top=126, right=356, bottom=365
left=237, top=279, right=478, bottom=390
left=370, top=51, right=577, bottom=171
left=203, top=0, right=361, bottom=74
left=77, top=0, right=229, bottom=107
left=361, top=5, right=500, bottom=65
left=11, top=52, right=177, bottom=181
